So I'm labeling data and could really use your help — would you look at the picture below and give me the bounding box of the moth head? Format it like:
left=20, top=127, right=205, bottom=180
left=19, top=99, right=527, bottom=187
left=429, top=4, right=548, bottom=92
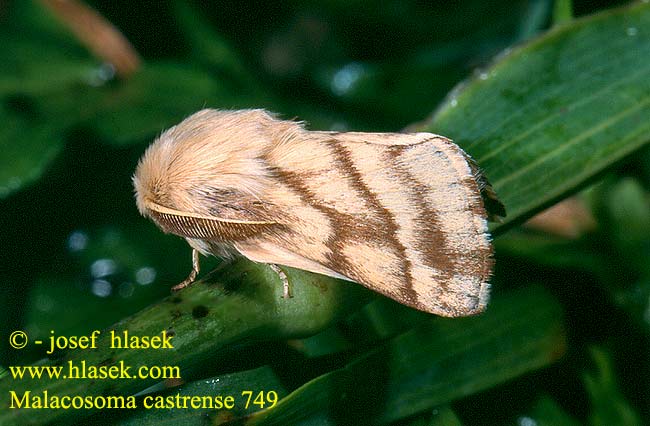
left=133, top=108, right=288, bottom=239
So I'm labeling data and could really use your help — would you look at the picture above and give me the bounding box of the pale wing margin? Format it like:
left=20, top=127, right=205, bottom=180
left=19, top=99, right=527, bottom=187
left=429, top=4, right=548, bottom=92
left=233, top=131, right=495, bottom=317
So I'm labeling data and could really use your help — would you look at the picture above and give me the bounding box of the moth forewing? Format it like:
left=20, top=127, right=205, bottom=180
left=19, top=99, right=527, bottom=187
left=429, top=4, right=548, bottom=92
left=133, top=108, right=504, bottom=317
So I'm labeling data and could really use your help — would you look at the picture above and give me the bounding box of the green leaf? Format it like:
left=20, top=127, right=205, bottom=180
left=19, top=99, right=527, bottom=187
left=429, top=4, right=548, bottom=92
left=0, top=39, right=97, bottom=96
left=311, top=0, right=552, bottom=129
left=553, top=0, right=574, bottom=26
left=86, top=63, right=248, bottom=145
left=0, top=1, right=97, bottom=198
left=0, top=5, right=96, bottom=92
left=587, top=178, right=650, bottom=330
left=495, top=230, right=606, bottom=273
left=109, top=367, right=286, bottom=426
left=584, top=347, right=642, bottom=426
left=426, top=406, right=464, bottom=426
left=0, top=104, right=64, bottom=198
left=169, top=1, right=257, bottom=86
left=0, top=260, right=370, bottom=426
left=599, top=178, right=650, bottom=264
left=21, top=232, right=186, bottom=344
left=0, top=4, right=268, bottom=150
left=397, top=406, right=463, bottom=426
left=0, top=0, right=99, bottom=104
left=526, top=395, right=581, bottom=426
left=423, top=2, right=650, bottom=233
left=240, top=285, right=565, bottom=426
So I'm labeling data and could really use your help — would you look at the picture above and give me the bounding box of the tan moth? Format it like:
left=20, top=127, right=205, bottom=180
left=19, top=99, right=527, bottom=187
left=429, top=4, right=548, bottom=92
left=133, top=109, right=505, bottom=317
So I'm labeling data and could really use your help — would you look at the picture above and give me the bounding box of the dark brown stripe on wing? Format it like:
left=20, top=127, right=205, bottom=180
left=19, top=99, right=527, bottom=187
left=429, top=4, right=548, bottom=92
left=386, top=145, right=454, bottom=288
left=326, top=140, right=419, bottom=305
left=395, top=142, right=493, bottom=288
left=272, top=168, right=362, bottom=278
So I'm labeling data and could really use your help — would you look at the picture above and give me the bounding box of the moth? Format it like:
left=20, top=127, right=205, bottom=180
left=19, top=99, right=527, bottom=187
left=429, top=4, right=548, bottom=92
left=133, top=109, right=505, bottom=317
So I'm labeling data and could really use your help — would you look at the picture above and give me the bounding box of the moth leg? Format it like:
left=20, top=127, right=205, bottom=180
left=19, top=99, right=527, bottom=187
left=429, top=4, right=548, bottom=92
left=269, top=264, right=292, bottom=299
left=172, top=249, right=200, bottom=291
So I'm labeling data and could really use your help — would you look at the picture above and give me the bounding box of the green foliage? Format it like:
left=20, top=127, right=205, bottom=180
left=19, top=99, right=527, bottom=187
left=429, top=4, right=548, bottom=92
left=584, top=347, right=642, bottom=426
left=242, top=286, right=564, bottom=426
left=553, top=0, right=575, bottom=25
left=1, top=1, right=649, bottom=425
left=426, top=0, right=650, bottom=231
